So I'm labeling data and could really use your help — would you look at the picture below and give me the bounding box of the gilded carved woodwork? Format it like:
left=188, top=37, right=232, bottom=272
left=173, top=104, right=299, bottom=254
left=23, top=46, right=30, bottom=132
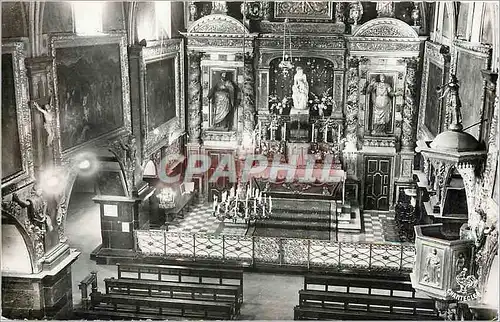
left=258, top=21, right=344, bottom=34
left=188, top=51, right=203, bottom=143
left=274, top=1, right=333, bottom=20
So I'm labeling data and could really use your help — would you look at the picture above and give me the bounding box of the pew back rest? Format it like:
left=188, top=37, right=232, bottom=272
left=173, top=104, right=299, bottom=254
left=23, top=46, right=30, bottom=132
left=117, top=263, right=244, bottom=286
left=304, top=274, right=415, bottom=294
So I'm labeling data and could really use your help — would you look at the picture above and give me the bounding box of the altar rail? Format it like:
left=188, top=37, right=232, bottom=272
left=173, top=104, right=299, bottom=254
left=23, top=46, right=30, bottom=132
left=135, top=231, right=415, bottom=273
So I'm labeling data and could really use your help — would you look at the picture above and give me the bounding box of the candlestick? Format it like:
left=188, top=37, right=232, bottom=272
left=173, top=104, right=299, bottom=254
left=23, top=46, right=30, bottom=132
left=312, top=124, right=315, bottom=142
left=324, top=125, right=328, bottom=143
left=337, top=125, right=341, bottom=143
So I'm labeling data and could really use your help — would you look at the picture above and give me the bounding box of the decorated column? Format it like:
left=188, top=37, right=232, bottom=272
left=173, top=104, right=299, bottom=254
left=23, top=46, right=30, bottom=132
left=187, top=51, right=202, bottom=144
left=345, top=57, right=360, bottom=151
left=242, top=52, right=256, bottom=148
left=402, top=57, right=419, bottom=151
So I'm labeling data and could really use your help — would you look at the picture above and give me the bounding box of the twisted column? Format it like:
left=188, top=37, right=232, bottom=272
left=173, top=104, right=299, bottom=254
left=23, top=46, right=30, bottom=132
left=242, top=53, right=256, bottom=146
left=187, top=51, right=202, bottom=143
left=402, top=57, right=419, bottom=151
left=344, top=57, right=360, bottom=151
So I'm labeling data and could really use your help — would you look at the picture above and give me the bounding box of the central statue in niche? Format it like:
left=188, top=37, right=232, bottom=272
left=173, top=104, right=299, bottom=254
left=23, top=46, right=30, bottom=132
left=290, top=67, right=310, bottom=115
left=208, top=71, right=236, bottom=130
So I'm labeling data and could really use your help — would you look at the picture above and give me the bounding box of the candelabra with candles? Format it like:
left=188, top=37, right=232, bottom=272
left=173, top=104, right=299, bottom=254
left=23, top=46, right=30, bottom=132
left=212, top=181, right=272, bottom=222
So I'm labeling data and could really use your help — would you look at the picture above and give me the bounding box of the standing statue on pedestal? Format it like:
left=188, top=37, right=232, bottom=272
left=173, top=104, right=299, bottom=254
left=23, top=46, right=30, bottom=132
left=437, top=74, right=463, bottom=131
left=366, top=74, right=398, bottom=134
left=208, top=72, right=236, bottom=130
left=291, top=67, right=309, bottom=113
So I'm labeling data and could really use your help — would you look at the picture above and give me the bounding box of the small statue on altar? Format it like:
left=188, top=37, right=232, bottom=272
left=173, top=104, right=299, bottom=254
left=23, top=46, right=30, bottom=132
left=291, top=67, right=309, bottom=113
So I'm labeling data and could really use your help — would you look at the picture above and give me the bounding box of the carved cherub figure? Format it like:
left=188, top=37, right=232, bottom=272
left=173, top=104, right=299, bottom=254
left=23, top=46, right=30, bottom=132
left=12, top=185, right=53, bottom=232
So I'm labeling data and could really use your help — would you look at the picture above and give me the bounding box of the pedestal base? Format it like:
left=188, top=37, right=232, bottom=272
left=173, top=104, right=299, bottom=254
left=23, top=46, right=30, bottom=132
left=2, top=249, right=80, bottom=320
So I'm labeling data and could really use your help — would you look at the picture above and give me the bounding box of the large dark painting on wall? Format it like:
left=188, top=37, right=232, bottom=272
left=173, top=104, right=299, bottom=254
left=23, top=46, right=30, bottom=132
left=424, top=62, right=443, bottom=136
left=56, top=44, right=123, bottom=150
left=2, top=53, right=23, bottom=179
left=146, top=58, right=176, bottom=131
left=456, top=51, right=485, bottom=139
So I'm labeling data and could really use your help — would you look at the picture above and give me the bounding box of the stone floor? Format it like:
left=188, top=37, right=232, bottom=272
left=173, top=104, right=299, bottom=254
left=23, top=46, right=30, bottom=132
left=65, top=192, right=405, bottom=320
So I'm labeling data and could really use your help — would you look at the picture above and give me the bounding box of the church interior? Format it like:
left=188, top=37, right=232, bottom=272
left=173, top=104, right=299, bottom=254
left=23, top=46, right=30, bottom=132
left=1, top=1, right=499, bottom=320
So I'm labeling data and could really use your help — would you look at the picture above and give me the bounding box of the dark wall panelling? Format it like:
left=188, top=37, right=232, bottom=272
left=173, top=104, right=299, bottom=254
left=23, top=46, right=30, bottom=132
left=43, top=2, right=73, bottom=34
left=2, top=2, right=27, bottom=38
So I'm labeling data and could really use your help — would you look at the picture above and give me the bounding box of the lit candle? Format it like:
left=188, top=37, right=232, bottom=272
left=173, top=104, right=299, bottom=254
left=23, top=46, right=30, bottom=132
left=324, top=125, right=328, bottom=143
left=269, top=195, right=272, bottom=210
left=337, top=125, right=341, bottom=142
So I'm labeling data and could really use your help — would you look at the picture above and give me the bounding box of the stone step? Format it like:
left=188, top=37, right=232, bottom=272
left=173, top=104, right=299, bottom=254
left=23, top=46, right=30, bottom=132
left=255, top=220, right=331, bottom=231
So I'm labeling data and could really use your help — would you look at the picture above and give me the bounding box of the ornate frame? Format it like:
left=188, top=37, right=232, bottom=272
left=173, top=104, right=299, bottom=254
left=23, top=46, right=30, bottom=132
left=418, top=41, right=448, bottom=141
left=1, top=40, right=35, bottom=194
left=207, top=66, right=238, bottom=128
left=141, top=39, right=185, bottom=158
left=50, top=33, right=131, bottom=157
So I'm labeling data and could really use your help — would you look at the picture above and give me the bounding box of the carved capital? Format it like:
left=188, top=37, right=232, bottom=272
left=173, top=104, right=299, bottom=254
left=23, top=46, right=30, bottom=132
left=348, top=57, right=360, bottom=68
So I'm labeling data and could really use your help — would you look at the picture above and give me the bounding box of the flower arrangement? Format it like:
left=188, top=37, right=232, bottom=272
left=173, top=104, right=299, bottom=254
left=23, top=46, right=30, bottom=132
left=268, top=94, right=292, bottom=115
left=309, top=89, right=336, bottom=116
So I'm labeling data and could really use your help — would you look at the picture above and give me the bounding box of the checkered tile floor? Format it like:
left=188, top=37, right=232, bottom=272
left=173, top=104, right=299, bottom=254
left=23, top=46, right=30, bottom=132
left=167, top=203, right=222, bottom=234
left=172, top=203, right=402, bottom=244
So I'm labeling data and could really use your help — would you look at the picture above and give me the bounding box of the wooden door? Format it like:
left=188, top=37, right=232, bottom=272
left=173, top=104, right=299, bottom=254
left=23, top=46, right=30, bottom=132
left=207, top=150, right=234, bottom=202
left=364, top=157, right=391, bottom=211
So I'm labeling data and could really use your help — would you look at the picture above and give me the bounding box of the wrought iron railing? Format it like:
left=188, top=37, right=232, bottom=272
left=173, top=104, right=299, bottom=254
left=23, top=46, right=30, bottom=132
left=135, top=230, right=415, bottom=273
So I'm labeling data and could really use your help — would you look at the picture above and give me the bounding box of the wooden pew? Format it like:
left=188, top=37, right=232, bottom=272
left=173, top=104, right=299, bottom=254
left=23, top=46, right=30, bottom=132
left=304, top=274, right=416, bottom=297
left=298, top=290, right=437, bottom=314
left=90, top=292, right=235, bottom=320
left=294, top=305, right=440, bottom=320
left=104, top=277, right=242, bottom=314
left=117, top=263, right=244, bottom=290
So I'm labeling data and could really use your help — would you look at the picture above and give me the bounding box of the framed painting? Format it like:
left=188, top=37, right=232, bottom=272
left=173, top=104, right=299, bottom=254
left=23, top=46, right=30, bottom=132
left=454, top=40, right=491, bottom=140
left=142, top=39, right=185, bottom=157
left=418, top=41, right=447, bottom=140
left=364, top=71, right=397, bottom=136
left=50, top=33, right=131, bottom=154
left=1, top=41, right=35, bottom=193
left=424, top=61, right=444, bottom=137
